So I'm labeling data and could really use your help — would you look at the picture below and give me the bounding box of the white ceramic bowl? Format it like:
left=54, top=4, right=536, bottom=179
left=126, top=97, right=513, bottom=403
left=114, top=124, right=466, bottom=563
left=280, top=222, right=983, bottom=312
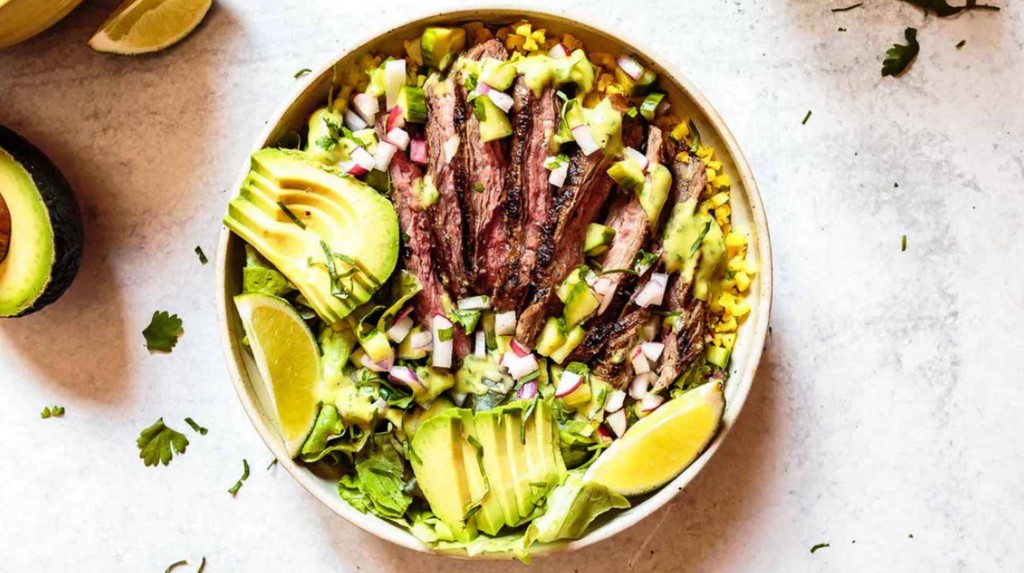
left=216, top=7, right=772, bottom=559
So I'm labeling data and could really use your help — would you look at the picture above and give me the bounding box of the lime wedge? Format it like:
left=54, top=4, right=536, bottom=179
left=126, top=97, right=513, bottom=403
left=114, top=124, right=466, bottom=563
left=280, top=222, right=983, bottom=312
left=585, top=381, right=725, bottom=496
left=234, top=294, right=321, bottom=457
left=88, top=0, right=211, bottom=55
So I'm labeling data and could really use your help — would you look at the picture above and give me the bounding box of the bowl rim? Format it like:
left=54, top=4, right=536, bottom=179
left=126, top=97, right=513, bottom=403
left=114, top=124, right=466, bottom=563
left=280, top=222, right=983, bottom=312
left=216, top=5, right=773, bottom=559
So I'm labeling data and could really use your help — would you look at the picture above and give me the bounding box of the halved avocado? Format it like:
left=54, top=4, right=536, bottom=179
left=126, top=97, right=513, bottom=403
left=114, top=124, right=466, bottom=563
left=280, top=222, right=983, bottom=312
left=0, top=126, right=83, bottom=317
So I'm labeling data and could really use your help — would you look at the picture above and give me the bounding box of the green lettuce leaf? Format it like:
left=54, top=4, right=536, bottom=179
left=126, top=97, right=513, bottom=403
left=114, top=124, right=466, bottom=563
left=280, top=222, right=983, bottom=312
left=525, top=472, right=629, bottom=544
left=376, top=270, right=422, bottom=333
left=337, top=434, right=413, bottom=519
left=435, top=533, right=534, bottom=564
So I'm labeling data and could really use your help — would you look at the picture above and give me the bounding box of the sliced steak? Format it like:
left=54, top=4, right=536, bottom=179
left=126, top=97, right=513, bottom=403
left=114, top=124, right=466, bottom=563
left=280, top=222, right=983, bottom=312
left=425, top=77, right=472, bottom=299
left=491, top=80, right=558, bottom=311
left=458, top=39, right=511, bottom=292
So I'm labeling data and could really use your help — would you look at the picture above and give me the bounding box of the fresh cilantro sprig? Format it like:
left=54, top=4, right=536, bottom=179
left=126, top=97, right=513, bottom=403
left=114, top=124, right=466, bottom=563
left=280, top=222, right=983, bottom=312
left=138, top=418, right=189, bottom=467
left=228, top=459, right=250, bottom=495
left=882, top=28, right=920, bottom=77
left=142, top=311, right=184, bottom=353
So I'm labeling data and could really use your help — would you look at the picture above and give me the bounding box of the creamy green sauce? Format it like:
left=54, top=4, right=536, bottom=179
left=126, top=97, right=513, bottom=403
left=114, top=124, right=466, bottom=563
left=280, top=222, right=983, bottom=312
left=661, top=198, right=727, bottom=301
left=462, top=49, right=596, bottom=97
left=639, top=164, right=671, bottom=230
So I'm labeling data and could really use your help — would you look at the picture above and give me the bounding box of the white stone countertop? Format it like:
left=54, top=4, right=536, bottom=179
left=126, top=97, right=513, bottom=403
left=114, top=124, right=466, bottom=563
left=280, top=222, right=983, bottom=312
left=2, top=0, right=1022, bottom=570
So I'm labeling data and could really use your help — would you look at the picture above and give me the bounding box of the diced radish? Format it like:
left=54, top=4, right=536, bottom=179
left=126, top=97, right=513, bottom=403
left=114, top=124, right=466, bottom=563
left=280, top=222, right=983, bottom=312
left=631, top=346, right=651, bottom=374
left=443, top=134, right=460, bottom=164
left=431, top=315, right=454, bottom=369
left=616, top=54, right=645, bottom=81
left=388, top=365, right=423, bottom=390
left=548, top=43, right=569, bottom=59
left=474, top=330, right=486, bottom=357
left=361, top=352, right=393, bottom=373
left=548, top=163, right=568, bottom=187
left=517, top=380, right=538, bottom=399
left=641, top=392, right=665, bottom=412
left=606, top=409, right=628, bottom=438
left=458, top=295, right=491, bottom=310
left=476, top=82, right=491, bottom=96
left=344, top=109, right=367, bottom=131
left=409, top=137, right=428, bottom=164
left=351, top=146, right=376, bottom=172
left=387, top=106, right=406, bottom=131
left=386, top=314, right=415, bottom=343
left=504, top=352, right=539, bottom=381
left=485, top=89, right=514, bottom=113
left=374, top=140, right=398, bottom=171
left=572, top=125, right=600, bottom=156
left=555, top=371, right=583, bottom=397
left=495, top=310, right=516, bottom=336
left=630, top=372, right=656, bottom=400
left=409, top=330, right=433, bottom=351
left=594, top=277, right=617, bottom=315
left=624, top=146, right=648, bottom=170
left=450, top=392, right=468, bottom=407
left=640, top=341, right=665, bottom=363
left=509, top=339, right=531, bottom=358
left=385, top=127, right=410, bottom=151
left=341, top=160, right=368, bottom=177
left=634, top=273, right=668, bottom=308
left=604, top=389, right=627, bottom=413
left=352, top=93, right=379, bottom=123
left=383, top=59, right=406, bottom=111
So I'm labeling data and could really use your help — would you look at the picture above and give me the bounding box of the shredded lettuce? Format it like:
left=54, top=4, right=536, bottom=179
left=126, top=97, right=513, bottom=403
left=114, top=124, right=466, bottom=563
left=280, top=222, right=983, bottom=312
left=337, top=434, right=413, bottom=519
left=525, top=472, right=629, bottom=544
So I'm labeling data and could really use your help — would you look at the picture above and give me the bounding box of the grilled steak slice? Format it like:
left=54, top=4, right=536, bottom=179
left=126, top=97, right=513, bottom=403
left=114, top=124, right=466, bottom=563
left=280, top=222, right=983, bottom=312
left=458, top=39, right=511, bottom=292
left=516, top=117, right=645, bottom=344
left=425, top=77, right=471, bottom=299
left=592, top=305, right=651, bottom=387
left=491, top=80, right=559, bottom=311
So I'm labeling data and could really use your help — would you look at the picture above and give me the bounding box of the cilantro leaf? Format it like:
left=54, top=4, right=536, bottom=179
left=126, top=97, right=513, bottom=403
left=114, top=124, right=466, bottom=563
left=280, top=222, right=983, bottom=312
left=197, top=557, right=207, bottom=573
left=266, top=458, right=278, bottom=470
left=185, top=417, right=208, bottom=435
left=142, top=311, right=184, bottom=353
left=810, top=542, right=830, bottom=554
left=137, top=418, right=189, bottom=467
left=882, top=28, right=920, bottom=77
left=294, top=68, right=312, bottom=79
left=228, top=459, right=250, bottom=495
left=802, top=110, right=812, bottom=125
left=194, top=246, right=208, bottom=265
left=164, top=560, right=189, bottom=573
left=830, top=2, right=863, bottom=11
left=899, top=0, right=999, bottom=17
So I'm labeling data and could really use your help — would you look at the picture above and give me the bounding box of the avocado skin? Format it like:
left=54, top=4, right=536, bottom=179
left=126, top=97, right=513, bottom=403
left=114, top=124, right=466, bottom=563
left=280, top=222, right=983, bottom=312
left=0, top=126, right=84, bottom=317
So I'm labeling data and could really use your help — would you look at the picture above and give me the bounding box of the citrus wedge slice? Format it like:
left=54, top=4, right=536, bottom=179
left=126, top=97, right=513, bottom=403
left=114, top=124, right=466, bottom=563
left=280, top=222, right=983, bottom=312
left=585, top=381, right=725, bottom=496
left=88, top=0, right=211, bottom=55
left=234, top=294, right=321, bottom=457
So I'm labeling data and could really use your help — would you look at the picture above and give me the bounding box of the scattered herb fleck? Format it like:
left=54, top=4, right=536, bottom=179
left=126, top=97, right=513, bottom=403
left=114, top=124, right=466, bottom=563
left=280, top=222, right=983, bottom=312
left=228, top=459, right=251, bottom=495
left=41, top=405, right=65, bottom=418
left=802, top=110, right=812, bottom=125
left=838, top=27, right=847, bottom=31
left=688, top=119, right=702, bottom=153
left=956, top=39, right=966, bottom=49
left=909, top=533, right=914, bottom=538
left=194, top=246, right=208, bottom=265
left=473, top=182, right=485, bottom=192
left=197, top=557, right=207, bottom=573
left=894, top=182, right=899, bottom=188
left=294, top=68, right=312, bottom=79
left=810, top=542, right=830, bottom=554
left=900, top=0, right=999, bottom=17
left=142, top=311, right=184, bottom=353
left=137, top=418, right=189, bottom=467
left=185, top=417, right=208, bottom=436
left=882, top=28, right=920, bottom=77
left=164, top=560, right=189, bottom=573
left=277, top=201, right=307, bottom=229
left=902, top=235, right=907, bottom=251
left=831, top=2, right=863, bottom=12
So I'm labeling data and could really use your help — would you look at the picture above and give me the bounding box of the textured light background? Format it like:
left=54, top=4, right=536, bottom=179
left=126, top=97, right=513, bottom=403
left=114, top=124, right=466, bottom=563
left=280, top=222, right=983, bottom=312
left=1, top=0, right=1022, bottom=571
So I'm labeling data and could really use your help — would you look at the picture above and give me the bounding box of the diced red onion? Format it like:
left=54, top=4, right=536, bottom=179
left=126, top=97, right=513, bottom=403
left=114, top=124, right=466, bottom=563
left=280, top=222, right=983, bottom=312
left=374, top=141, right=398, bottom=171
left=457, top=295, right=491, bottom=310
left=383, top=59, right=406, bottom=111
left=504, top=351, right=539, bottom=381
left=494, top=310, right=516, bottom=336
left=431, top=315, right=454, bottom=369
left=409, top=137, right=428, bottom=164
left=641, top=392, right=665, bottom=412
left=604, top=389, right=627, bottom=413
left=572, top=125, right=600, bottom=156
left=351, top=146, right=376, bottom=172
left=640, top=341, right=665, bottom=363
left=384, top=127, right=410, bottom=151
left=548, top=44, right=568, bottom=59
left=474, top=330, right=486, bottom=357
left=509, top=339, right=530, bottom=358
left=624, top=146, right=648, bottom=171
left=361, top=352, right=393, bottom=373
left=616, top=54, right=645, bottom=81
left=548, top=163, right=568, bottom=188
left=352, top=92, right=379, bottom=123
left=555, top=371, right=583, bottom=397
left=409, top=330, right=433, bottom=351
left=630, top=372, right=656, bottom=400
left=516, top=380, right=538, bottom=399
left=388, top=365, right=423, bottom=390
left=630, top=346, right=651, bottom=374
left=387, top=106, right=405, bottom=131
left=386, top=314, right=415, bottom=343
left=485, top=89, right=514, bottom=114
left=594, top=277, right=617, bottom=316
left=443, top=134, right=460, bottom=164
left=341, top=160, right=368, bottom=177
left=606, top=409, right=628, bottom=438
left=344, top=109, right=368, bottom=131
left=476, top=82, right=491, bottom=96
left=634, top=273, right=668, bottom=308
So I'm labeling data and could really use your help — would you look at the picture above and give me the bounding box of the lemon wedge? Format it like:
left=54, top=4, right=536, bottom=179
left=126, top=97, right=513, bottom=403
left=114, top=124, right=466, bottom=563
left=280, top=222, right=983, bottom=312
left=234, top=294, right=321, bottom=457
left=585, top=381, right=725, bottom=496
left=88, top=0, right=211, bottom=55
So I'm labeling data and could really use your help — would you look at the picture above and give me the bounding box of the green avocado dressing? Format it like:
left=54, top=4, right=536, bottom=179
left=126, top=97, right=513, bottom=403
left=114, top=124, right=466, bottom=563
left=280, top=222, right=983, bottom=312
left=639, top=163, right=671, bottom=229
left=661, top=198, right=727, bottom=301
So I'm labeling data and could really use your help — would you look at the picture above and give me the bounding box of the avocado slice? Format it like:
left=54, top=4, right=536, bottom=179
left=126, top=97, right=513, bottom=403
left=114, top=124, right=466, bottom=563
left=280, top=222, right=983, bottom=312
left=0, top=126, right=83, bottom=317
left=420, top=27, right=466, bottom=71
left=224, top=149, right=399, bottom=325
left=409, top=410, right=482, bottom=541
left=473, top=95, right=513, bottom=143
left=583, top=223, right=616, bottom=256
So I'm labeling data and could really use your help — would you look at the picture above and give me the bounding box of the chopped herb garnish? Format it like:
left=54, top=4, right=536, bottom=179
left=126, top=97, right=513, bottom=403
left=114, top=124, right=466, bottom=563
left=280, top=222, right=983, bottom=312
left=894, top=182, right=899, bottom=188
left=909, top=533, right=914, bottom=538
left=137, top=418, right=189, bottom=467
left=519, top=369, right=541, bottom=383
left=462, top=500, right=483, bottom=522
left=197, top=557, right=207, bottom=573
left=810, top=543, right=830, bottom=554
left=830, top=2, right=863, bottom=12
left=277, top=201, right=307, bottom=229
left=521, top=398, right=539, bottom=444
left=956, top=39, right=966, bottom=49
left=41, top=405, right=64, bottom=419
left=164, top=560, right=189, bottom=573
left=902, top=234, right=907, bottom=251
left=466, top=434, right=484, bottom=453
left=882, top=28, right=920, bottom=77
left=294, top=68, right=312, bottom=79
left=633, top=250, right=657, bottom=273
left=228, top=459, right=251, bottom=495
left=316, top=135, right=338, bottom=151
left=688, top=119, right=702, bottom=153
left=473, top=182, right=485, bottom=192
left=194, top=246, right=208, bottom=265
left=900, top=0, right=999, bottom=17
left=267, top=458, right=278, bottom=470
left=555, top=90, right=569, bottom=102
left=690, top=220, right=713, bottom=256
left=838, top=27, right=847, bottom=32
left=327, top=64, right=337, bottom=109
left=624, top=106, right=639, bottom=118
left=185, top=417, right=208, bottom=435
left=802, top=110, right=812, bottom=125
left=597, top=267, right=639, bottom=277
left=142, top=311, right=184, bottom=353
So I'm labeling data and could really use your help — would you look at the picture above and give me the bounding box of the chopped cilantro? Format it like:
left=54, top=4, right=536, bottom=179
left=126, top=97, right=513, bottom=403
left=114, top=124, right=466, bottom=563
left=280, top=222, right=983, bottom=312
left=197, top=557, right=207, bottom=573
left=277, top=201, right=307, bottom=229
left=902, top=235, right=907, bottom=252
left=882, top=28, right=920, bottom=77
left=228, top=459, right=251, bottom=495
left=831, top=2, right=863, bottom=11
left=956, top=39, right=966, bottom=49
left=137, top=418, right=189, bottom=467
left=294, top=68, right=312, bottom=79
left=690, top=220, right=713, bottom=256
left=164, top=560, right=189, bottom=573
left=838, top=27, right=847, bottom=32
left=142, top=311, right=184, bottom=353
left=194, top=246, right=208, bottom=265
left=185, top=417, right=208, bottom=435
left=688, top=119, right=702, bottom=153
left=267, top=458, right=278, bottom=470
left=810, top=542, right=830, bottom=554
left=802, top=110, right=812, bottom=125
left=900, top=0, right=999, bottom=17
left=473, top=182, right=485, bottom=192
left=894, top=182, right=899, bottom=188
left=909, top=533, right=914, bottom=538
